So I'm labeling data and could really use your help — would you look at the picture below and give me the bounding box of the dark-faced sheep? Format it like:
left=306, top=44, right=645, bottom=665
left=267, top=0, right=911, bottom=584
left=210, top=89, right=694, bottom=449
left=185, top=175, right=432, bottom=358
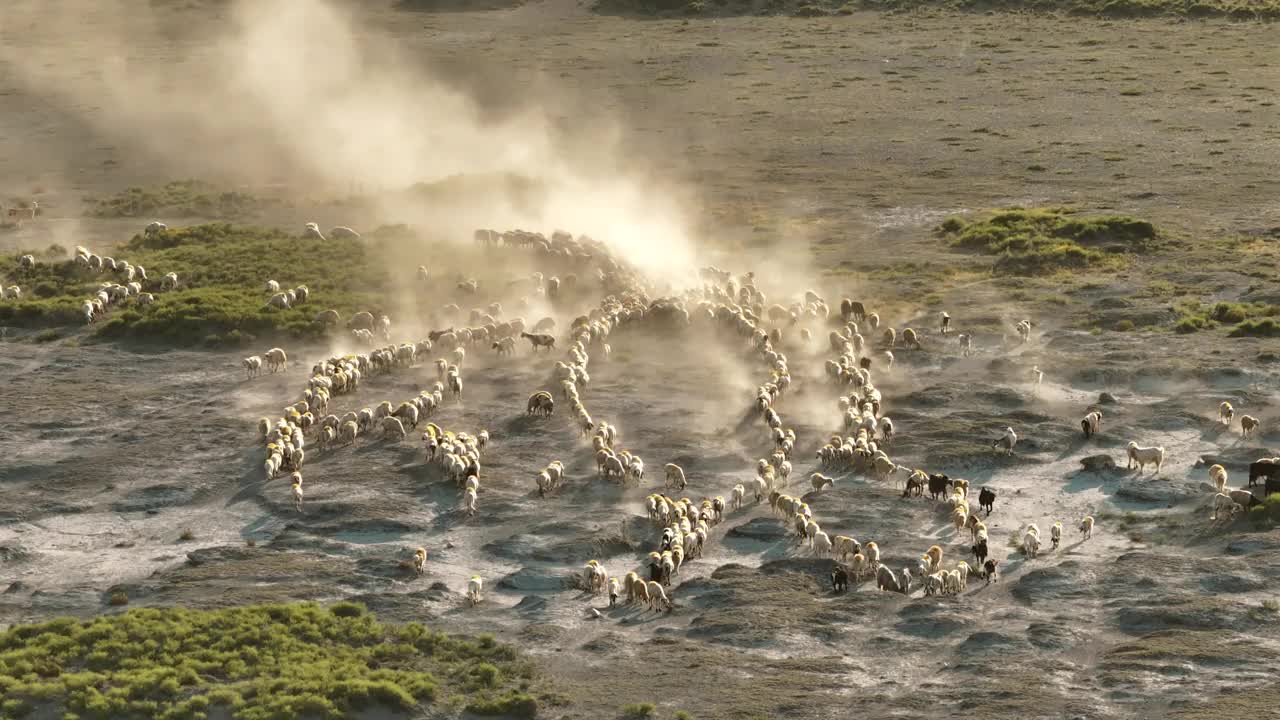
left=1248, top=458, right=1280, bottom=488
left=978, top=486, right=996, bottom=515
left=1081, top=410, right=1102, bottom=439
left=928, top=473, right=951, bottom=500
left=971, top=538, right=989, bottom=567
left=520, top=331, right=556, bottom=352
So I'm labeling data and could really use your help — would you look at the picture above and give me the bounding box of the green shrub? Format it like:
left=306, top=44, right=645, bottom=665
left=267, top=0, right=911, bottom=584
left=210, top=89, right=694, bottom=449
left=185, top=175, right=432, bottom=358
left=0, top=603, right=540, bottom=720
left=1229, top=318, right=1280, bottom=338
left=1113, top=319, right=1134, bottom=332
left=937, top=207, right=1156, bottom=275
left=107, top=591, right=129, bottom=606
left=33, top=329, right=61, bottom=343
left=87, top=181, right=270, bottom=219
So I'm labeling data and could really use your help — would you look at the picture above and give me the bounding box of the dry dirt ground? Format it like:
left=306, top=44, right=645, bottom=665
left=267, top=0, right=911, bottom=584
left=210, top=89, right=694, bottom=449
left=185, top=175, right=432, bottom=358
left=2, top=1, right=1280, bottom=719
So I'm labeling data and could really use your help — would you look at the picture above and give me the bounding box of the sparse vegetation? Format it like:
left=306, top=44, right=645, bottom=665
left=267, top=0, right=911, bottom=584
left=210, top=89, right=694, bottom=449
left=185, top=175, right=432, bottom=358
left=937, top=207, right=1158, bottom=275
left=87, top=181, right=273, bottom=219
left=1174, top=301, right=1280, bottom=335
left=0, top=223, right=409, bottom=345
left=621, top=702, right=657, bottom=718
left=0, top=602, right=547, bottom=720
left=1247, top=493, right=1280, bottom=527
left=595, top=0, right=1280, bottom=19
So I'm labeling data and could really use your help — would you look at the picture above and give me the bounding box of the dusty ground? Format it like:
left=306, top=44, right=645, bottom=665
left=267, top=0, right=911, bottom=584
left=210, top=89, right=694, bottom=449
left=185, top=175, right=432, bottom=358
left=2, top=1, right=1280, bottom=719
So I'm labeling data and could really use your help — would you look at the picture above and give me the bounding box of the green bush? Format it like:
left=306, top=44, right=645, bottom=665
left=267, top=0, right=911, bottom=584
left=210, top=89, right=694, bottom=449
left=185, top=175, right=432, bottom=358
left=1229, top=318, right=1280, bottom=338
left=0, top=603, right=542, bottom=720
left=1113, top=319, right=1135, bottom=332
left=937, top=207, right=1157, bottom=275
left=1174, top=301, right=1280, bottom=334
left=1247, top=493, right=1280, bottom=526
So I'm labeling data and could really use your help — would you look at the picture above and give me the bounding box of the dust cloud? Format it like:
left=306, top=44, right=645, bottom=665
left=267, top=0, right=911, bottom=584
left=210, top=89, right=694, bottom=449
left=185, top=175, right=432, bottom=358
left=0, top=0, right=701, bottom=281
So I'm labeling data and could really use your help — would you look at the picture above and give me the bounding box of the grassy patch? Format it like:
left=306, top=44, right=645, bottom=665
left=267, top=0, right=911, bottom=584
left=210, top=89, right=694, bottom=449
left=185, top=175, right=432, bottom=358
left=0, top=602, right=548, bottom=720
left=1247, top=493, right=1280, bottom=527
left=937, top=206, right=1158, bottom=275
left=620, top=702, right=657, bottom=718
left=0, top=223, right=403, bottom=345
left=86, top=181, right=273, bottom=219
left=1173, top=301, right=1280, bottom=335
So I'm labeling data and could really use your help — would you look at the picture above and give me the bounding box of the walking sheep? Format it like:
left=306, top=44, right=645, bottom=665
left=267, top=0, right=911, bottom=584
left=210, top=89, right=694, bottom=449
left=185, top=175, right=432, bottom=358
left=1126, top=441, right=1165, bottom=474
left=1218, top=401, right=1234, bottom=426
left=467, top=576, right=483, bottom=606
left=1079, top=515, right=1095, bottom=539
left=1081, top=410, right=1102, bottom=439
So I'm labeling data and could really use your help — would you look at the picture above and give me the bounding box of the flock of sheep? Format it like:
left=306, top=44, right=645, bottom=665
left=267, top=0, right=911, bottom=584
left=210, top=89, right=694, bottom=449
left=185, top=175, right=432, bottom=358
left=226, top=223, right=1276, bottom=614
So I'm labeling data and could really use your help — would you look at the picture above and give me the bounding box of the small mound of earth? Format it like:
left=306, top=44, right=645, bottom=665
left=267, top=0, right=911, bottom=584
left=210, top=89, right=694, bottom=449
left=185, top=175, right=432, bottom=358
left=498, top=567, right=568, bottom=592
left=1080, top=454, right=1119, bottom=471
left=1012, top=562, right=1098, bottom=604
left=1115, top=478, right=1201, bottom=503
left=894, top=601, right=968, bottom=637
left=957, top=630, right=1028, bottom=656
left=1113, top=595, right=1248, bottom=634
left=1099, top=392, right=1119, bottom=404
left=1199, top=447, right=1278, bottom=471
left=726, top=517, right=790, bottom=543
left=1027, top=621, right=1087, bottom=650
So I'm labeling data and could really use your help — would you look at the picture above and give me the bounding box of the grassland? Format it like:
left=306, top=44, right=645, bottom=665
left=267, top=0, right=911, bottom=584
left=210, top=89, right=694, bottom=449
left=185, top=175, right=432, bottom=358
left=0, top=602, right=546, bottom=720
left=0, top=224, right=406, bottom=346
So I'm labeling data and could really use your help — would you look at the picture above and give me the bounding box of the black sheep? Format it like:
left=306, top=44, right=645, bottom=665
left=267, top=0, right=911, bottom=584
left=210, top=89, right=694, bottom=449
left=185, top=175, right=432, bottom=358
left=984, top=559, right=1000, bottom=584
left=928, top=473, right=952, bottom=500
left=972, top=538, right=989, bottom=567
left=979, top=486, right=997, bottom=515
left=831, top=566, right=849, bottom=593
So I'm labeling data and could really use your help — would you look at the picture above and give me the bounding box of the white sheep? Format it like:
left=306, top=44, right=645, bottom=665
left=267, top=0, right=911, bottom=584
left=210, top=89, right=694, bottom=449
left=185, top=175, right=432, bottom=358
left=1079, top=515, right=1095, bottom=539
left=1209, top=464, right=1228, bottom=494
left=993, top=427, right=1017, bottom=455
left=1081, top=411, right=1102, bottom=439
left=463, top=487, right=478, bottom=515
left=1212, top=492, right=1243, bottom=521
left=265, top=347, right=288, bottom=373
left=1126, top=441, right=1165, bottom=474
left=291, top=477, right=304, bottom=512
left=1218, top=401, right=1234, bottom=426
left=1050, top=521, right=1063, bottom=550
left=242, top=355, right=263, bottom=379
left=664, top=463, right=687, bottom=491
left=467, top=576, right=483, bottom=606
left=160, top=272, right=179, bottom=290
left=413, top=548, right=427, bottom=575
left=1022, top=529, right=1041, bottom=558
left=2, top=286, right=21, bottom=300
left=731, top=483, right=746, bottom=510
left=18, top=254, right=35, bottom=269
left=265, top=280, right=280, bottom=293
left=646, top=580, right=670, bottom=611
left=382, top=416, right=407, bottom=441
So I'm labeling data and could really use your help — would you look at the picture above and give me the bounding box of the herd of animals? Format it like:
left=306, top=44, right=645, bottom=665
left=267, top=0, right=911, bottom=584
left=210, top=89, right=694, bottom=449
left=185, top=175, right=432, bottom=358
left=227, top=224, right=1279, bottom=613
left=5, top=218, right=1277, bottom=612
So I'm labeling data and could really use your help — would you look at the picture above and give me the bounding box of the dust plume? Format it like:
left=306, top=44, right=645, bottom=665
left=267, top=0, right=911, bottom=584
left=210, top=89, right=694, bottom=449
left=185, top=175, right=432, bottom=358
left=0, top=0, right=700, bottom=280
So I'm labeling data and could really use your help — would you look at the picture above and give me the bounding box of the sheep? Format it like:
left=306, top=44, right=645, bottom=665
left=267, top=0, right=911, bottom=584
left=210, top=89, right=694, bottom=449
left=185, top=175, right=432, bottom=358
left=463, top=487, right=478, bottom=516
left=265, top=280, right=280, bottom=293
left=1229, top=488, right=1261, bottom=510
left=265, top=347, right=288, bottom=373
left=467, top=576, right=483, bottom=606
left=1018, top=527, right=1039, bottom=556
left=2, top=286, right=21, bottom=300
left=268, top=292, right=291, bottom=310
left=940, top=311, right=951, bottom=335
left=18, top=254, right=35, bottom=270
left=492, top=336, right=517, bottom=356
left=664, top=463, right=687, bottom=492
left=527, top=391, right=555, bottom=416
left=1050, top=521, right=1063, bottom=550
left=943, top=570, right=962, bottom=596
left=1016, top=319, right=1031, bottom=343
left=1081, top=410, right=1102, bottom=439
left=810, top=473, right=834, bottom=492
left=520, top=331, right=556, bottom=352
left=608, top=577, right=620, bottom=607
left=330, top=226, right=361, bottom=239
left=1218, top=401, right=1234, bottom=426
left=242, top=355, right=263, bottom=379
left=144, top=221, right=167, bottom=236
left=924, top=572, right=944, bottom=597
left=1209, top=464, right=1228, bottom=494
left=902, top=327, right=920, bottom=349
left=812, top=530, right=834, bottom=557
left=978, top=486, right=996, bottom=515
left=647, top=581, right=671, bottom=611
left=447, top=371, right=463, bottom=401
left=983, top=559, right=1000, bottom=583
left=993, top=427, right=1017, bottom=455
left=1240, top=415, right=1259, bottom=439
left=584, top=560, right=608, bottom=594
left=958, top=333, right=973, bottom=357
left=1126, top=441, right=1165, bottom=474
left=382, top=416, right=407, bottom=441
left=291, top=477, right=304, bottom=512
left=1079, top=515, right=1095, bottom=539
left=160, top=272, right=179, bottom=290
left=339, top=420, right=359, bottom=446
left=956, top=561, right=970, bottom=590
left=971, top=538, right=989, bottom=567
left=1212, top=492, right=1244, bottom=521
left=875, top=564, right=901, bottom=593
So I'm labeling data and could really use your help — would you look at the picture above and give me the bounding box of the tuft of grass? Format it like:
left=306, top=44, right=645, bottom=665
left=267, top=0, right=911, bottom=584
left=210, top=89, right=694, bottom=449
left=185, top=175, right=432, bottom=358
left=1229, top=318, right=1280, bottom=338
left=1247, top=493, right=1280, bottom=527
left=1113, top=319, right=1135, bottom=332
left=178, top=528, right=195, bottom=542
left=0, top=602, right=546, bottom=720
left=107, top=591, right=129, bottom=606
left=621, top=703, right=657, bottom=719
left=937, top=207, right=1157, bottom=275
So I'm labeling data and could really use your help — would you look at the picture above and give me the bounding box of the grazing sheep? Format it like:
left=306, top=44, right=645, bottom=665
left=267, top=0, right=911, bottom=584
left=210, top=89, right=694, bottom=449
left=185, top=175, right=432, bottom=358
left=1229, top=488, right=1262, bottom=510
left=136, top=292, right=155, bottom=306
left=265, top=280, right=280, bottom=293
left=1079, top=515, right=1095, bottom=539
left=810, top=473, right=834, bottom=492
left=993, top=427, right=1017, bottom=455
left=467, top=576, right=483, bottom=606
left=160, top=272, right=179, bottom=290
left=1050, top=521, right=1063, bottom=550
left=1081, top=410, right=1102, bottom=439
left=902, top=328, right=920, bottom=349
left=1218, top=401, right=1234, bottom=426
left=875, top=564, right=901, bottom=593
left=1126, top=441, right=1165, bottom=474
left=265, top=347, right=288, bottom=373
left=1212, top=492, right=1244, bottom=521
left=1240, top=415, right=1259, bottom=439
left=242, top=355, right=263, bottom=379
left=647, top=581, right=671, bottom=611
